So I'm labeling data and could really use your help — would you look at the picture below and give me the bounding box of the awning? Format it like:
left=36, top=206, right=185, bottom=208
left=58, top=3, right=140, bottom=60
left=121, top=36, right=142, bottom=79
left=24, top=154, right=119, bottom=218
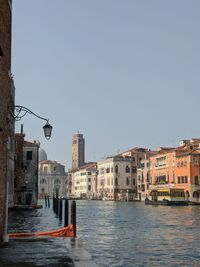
left=157, top=189, right=170, bottom=193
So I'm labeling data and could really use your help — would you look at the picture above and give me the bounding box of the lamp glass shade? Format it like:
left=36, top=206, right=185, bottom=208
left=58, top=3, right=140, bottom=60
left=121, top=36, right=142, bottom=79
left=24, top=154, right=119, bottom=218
left=43, top=122, right=52, bottom=140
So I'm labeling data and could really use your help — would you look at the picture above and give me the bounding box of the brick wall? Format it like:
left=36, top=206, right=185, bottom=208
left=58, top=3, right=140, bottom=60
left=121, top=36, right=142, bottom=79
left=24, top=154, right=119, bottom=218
left=0, top=0, right=12, bottom=240
left=14, top=133, right=25, bottom=204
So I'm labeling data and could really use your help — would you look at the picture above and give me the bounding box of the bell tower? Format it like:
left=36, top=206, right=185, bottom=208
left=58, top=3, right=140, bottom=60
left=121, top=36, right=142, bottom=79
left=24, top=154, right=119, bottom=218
left=71, top=132, right=85, bottom=170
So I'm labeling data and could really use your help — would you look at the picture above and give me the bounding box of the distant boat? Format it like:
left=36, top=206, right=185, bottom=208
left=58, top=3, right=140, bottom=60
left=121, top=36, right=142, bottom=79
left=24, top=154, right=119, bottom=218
left=145, top=187, right=189, bottom=206
left=145, top=198, right=188, bottom=206
left=102, top=197, right=110, bottom=201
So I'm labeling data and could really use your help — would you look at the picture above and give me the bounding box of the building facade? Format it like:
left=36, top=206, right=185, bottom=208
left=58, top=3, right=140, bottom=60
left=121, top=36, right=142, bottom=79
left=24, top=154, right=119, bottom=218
left=97, top=156, right=136, bottom=200
left=22, top=140, right=39, bottom=205
left=38, top=160, right=67, bottom=198
left=71, top=162, right=97, bottom=199
left=149, top=140, right=200, bottom=203
left=14, top=133, right=40, bottom=206
left=14, top=131, right=25, bottom=204
left=137, top=158, right=151, bottom=201
left=71, top=133, right=85, bottom=170
left=0, top=0, right=13, bottom=241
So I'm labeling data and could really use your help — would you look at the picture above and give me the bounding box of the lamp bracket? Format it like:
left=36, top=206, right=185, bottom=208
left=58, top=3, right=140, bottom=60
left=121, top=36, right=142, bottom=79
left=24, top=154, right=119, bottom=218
left=10, top=105, right=49, bottom=123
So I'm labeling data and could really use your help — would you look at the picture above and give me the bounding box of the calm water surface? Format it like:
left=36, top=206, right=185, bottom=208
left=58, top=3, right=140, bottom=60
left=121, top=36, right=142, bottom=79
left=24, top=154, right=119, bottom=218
left=8, top=200, right=200, bottom=267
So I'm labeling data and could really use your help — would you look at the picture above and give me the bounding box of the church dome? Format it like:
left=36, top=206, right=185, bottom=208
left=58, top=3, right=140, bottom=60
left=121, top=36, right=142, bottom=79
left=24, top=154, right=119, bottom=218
left=39, top=148, right=47, bottom=162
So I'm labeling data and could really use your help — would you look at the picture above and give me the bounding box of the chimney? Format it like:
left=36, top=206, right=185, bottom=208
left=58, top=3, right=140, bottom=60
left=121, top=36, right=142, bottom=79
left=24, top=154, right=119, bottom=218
left=21, top=124, right=23, bottom=134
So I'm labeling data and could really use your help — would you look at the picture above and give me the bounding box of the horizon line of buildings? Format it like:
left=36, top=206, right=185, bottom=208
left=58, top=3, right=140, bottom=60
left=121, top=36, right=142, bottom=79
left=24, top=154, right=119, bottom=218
left=37, top=133, right=200, bottom=205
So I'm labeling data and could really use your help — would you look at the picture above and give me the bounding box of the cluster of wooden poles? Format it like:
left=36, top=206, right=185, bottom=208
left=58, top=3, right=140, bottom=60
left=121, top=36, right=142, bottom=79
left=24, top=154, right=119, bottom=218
left=45, top=195, right=76, bottom=237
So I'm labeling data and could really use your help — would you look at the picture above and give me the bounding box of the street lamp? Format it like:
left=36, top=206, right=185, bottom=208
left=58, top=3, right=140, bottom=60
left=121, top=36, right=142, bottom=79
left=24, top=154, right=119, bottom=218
left=9, top=105, right=53, bottom=140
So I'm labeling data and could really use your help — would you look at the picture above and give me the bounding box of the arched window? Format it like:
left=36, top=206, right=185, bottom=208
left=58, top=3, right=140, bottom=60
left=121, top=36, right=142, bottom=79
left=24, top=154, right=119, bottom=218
left=54, top=179, right=61, bottom=184
left=141, top=173, right=144, bottom=182
left=147, top=172, right=149, bottom=182
left=126, top=177, right=129, bottom=186
left=40, top=178, right=47, bottom=184
left=193, top=191, right=200, bottom=198
left=186, top=191, right=190, bottom=200
left=115, top=177, right=118, bottom=186
left=115, top=165, right=118, bottom=174
left=125, top=165, right=130, bottom=173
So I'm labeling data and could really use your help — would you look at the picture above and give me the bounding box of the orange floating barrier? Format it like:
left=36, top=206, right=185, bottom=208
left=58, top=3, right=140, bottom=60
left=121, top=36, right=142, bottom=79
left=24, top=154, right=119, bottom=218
left=9, top=224, right=74, bottom=238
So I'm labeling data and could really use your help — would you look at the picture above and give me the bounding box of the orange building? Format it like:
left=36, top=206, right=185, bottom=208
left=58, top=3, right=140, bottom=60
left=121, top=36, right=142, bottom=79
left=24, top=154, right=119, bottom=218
left=149, top=140, right=200, bottom=204
left=175, top=148, right=200, bottom=202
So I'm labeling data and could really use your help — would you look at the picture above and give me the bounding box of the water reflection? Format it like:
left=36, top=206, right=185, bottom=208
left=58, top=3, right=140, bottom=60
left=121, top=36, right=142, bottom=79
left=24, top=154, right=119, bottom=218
left=8, top=200, right=200, bottom=267
left=76, top=201, right=200, bottom=267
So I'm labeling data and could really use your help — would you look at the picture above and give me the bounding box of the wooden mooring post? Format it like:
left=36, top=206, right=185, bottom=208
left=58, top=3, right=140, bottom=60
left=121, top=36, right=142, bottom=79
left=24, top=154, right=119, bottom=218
left=44, top=195, right=47, bottom=208
left=53, top=196, right=55, bottom=211
left=71, top=200, right=76, bottom=237
left=59, top=198, right=63, bottom=220
left=64, top=199, right=69, bottom=227
left=47, top=195, right=50, bottom=208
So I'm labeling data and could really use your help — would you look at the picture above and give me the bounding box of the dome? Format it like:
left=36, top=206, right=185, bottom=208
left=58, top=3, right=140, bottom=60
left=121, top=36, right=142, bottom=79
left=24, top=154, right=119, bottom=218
left=39, top=148, right=47, bottom=162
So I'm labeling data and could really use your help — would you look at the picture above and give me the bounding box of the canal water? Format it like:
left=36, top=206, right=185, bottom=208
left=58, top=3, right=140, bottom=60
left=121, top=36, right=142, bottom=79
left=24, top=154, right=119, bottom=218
left=8, top=200, right=200, bottom=267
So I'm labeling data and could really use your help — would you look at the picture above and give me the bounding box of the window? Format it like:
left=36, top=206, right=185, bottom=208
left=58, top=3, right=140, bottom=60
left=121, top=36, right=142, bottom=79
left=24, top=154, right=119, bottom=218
left=88, top=185, right=91, bottom=191
left=147, top=173, right=149, bottom=182
left=195, top=176, right=199, bottom=185
left=125, top=165, right=130, bottom=173
left=181, top=162, right=183, bottom=167
left=141, top=184, right=145, bottom=191
left=115, top=165, right=118, bottom=174
left=126, top=177, right=129, bottom=186
left=132, top=157, right=135, bottom=162
left=182, top=176, right=184, bottom=183
left=106, top=168, right=110, bottom=173
left=43, top=166, right=47, bottom=173
left=0, top=48, right=3, bottom=61
left=88, top=178, right=91, bottom=182
left=172, top=172, right=175, bottom=183
left=40, top=178, right=47, bottom=184
left=132, top=178, right=136, bottom=186
left=132, top=167, right=137, bottom=173
left=178, top=176, right=181, bottom=183
left=26, top=151, right=32, bottom=160
left=54, top=179, right=61, bottom=184
left=115, top=177, right=118, bottom=186
left=185, top=176, right=188, bottom=183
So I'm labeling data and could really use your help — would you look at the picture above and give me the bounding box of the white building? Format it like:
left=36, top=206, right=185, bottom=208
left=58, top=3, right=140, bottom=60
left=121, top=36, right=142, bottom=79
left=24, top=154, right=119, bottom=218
left=38, top=160, right=67, bottom=198
left=97, top=156, right=137, bottom=200
left=71, top=162, right=97, bottom=198
left=137, top=158, right=151, bottom=201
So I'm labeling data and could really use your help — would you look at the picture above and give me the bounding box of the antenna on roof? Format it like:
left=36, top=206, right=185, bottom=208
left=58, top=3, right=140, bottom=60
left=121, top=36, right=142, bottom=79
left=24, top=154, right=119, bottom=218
left=21, top=124, right=23, bottom=134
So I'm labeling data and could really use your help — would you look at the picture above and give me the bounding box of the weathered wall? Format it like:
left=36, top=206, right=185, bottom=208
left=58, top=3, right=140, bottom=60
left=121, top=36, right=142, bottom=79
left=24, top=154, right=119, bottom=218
left=0, top=0, right=12, bottom=240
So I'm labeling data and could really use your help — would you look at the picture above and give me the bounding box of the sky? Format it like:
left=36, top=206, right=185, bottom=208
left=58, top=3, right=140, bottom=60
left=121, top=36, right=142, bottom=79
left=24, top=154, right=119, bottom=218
left=12, top=0, right=200, bottom=170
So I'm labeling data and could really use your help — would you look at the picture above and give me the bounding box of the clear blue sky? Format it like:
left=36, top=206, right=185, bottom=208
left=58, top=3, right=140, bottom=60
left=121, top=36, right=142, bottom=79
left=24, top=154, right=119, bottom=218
left=12, top=0, right=200, bottom=169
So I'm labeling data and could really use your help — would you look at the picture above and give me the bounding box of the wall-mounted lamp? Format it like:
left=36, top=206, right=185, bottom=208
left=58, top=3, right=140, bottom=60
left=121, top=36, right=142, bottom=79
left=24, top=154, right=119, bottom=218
left=9, top=105, right=53, bottom=140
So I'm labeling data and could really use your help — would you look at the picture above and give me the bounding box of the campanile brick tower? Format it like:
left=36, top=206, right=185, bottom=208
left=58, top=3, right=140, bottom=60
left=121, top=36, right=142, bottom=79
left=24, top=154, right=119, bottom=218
left=71, top=133, right=85, bottom=170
